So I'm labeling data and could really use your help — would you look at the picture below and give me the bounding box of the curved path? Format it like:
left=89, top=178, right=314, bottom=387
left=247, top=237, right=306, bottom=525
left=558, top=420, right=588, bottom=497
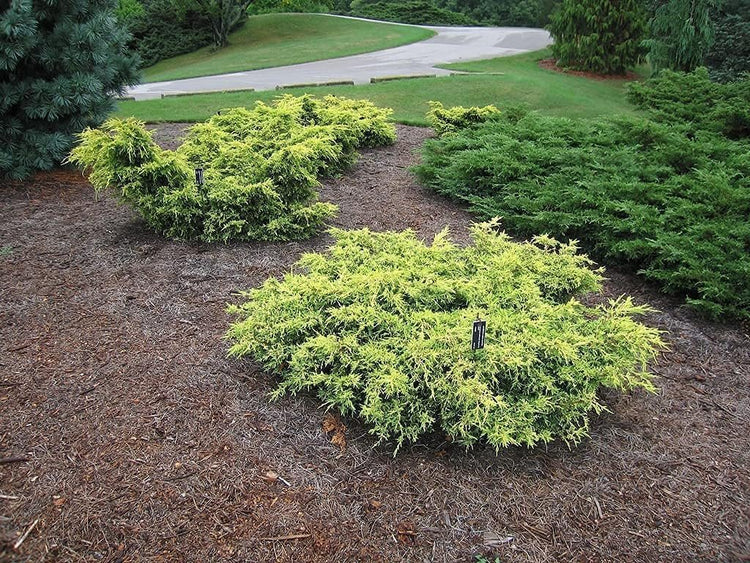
left=127, top=22, right=551, bottom=100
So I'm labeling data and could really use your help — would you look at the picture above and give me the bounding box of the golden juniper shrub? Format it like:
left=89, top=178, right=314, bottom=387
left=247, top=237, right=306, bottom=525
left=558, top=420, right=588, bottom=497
left=68, top=95, right=395, bottom=242
left=227, top=220, right=664, bottom=452
left=427, top=101, right=502, bottom=137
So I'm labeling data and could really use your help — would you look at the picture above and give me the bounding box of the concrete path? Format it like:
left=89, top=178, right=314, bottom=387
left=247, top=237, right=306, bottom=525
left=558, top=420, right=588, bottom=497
left=127, top=21, right=552, bottom=100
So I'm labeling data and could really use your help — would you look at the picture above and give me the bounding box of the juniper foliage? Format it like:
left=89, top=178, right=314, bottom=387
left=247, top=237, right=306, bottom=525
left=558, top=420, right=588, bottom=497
left=415, top=106, right=750, bottom=320
left=228, top=222, right=663, bottom=451
left=69, top=95, right=395, bottom=242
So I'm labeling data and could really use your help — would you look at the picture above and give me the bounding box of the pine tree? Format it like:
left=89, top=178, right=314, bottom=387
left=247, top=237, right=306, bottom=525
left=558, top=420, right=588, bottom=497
left=0, top=0, right=139, bottom=179
left=547, top=0, right=647, bottom=74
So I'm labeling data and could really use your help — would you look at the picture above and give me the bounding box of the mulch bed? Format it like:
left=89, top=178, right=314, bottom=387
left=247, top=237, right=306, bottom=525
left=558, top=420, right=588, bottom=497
left=538, top=58, right=641, bottom=81
left=1, top=124, right=748, bottom=562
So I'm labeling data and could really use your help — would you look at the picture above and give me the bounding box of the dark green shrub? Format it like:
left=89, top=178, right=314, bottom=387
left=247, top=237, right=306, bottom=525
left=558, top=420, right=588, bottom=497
left=547, top=0, right=646, bottom=74
left=0, top=0, right=139, bottom=180
left=644, top=0, right=717, bottom=74
left=69, top=95, right=395, bottom=242
left=247, top=0, right=334, bottom=14
left=228, top=222, right=663, bottom=451
left=627, top=68, right=750, bottom=139
left=707, top=13, right=750, bottom=83
left=122, top=0, right=213, bottom=68
left=350, top=0, right=476, bottom=25
left=415, top=108, right=750, bottom=320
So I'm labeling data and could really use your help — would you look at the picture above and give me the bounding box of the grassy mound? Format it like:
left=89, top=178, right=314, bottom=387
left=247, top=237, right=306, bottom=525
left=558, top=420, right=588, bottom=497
left=227, top=222, right=663, bottom=451
left=70, top=95, right=395, bottom=242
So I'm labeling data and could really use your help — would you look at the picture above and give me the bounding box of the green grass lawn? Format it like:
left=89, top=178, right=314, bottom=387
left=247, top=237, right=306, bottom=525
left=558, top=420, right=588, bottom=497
left=142, top=13, right=435, bottom=83
left=119, top=50, right=647, bottom=125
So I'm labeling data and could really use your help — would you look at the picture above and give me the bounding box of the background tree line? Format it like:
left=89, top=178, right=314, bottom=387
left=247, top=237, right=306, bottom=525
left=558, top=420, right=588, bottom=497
left=2, top=0, right=748, bottom=180
left=549, top=0, right=749, bottom=80
left=116, top=0, right=750, bottom=82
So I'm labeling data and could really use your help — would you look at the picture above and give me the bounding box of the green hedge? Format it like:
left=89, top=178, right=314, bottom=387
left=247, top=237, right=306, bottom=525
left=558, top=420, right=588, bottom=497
left=69, top=95, right=395, bottom=242
left=415, top=107, right=750, bottom=320
left=228, top=222, right=663, bottom=451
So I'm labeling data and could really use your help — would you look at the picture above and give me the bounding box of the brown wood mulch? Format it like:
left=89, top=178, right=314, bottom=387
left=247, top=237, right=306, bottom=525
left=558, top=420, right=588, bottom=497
left=538, top=58, right=641, bottom=81
left=1, top=124, right=748, bottom=562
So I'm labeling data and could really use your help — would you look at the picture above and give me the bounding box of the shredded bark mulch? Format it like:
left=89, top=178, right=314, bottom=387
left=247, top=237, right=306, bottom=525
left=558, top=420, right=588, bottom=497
left=538, top=58, right=641, bottom=81
left=1, top=125, right=748, bottom=562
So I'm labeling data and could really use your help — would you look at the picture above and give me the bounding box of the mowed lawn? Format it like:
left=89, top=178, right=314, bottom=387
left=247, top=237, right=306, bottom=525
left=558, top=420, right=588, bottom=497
left=142, top=13, right=435, bottom=83
left=120, top=50, right=647, bottom=124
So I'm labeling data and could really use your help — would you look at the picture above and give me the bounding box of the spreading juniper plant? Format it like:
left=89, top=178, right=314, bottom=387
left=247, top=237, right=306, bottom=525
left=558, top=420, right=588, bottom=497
left=227, top=221, right=664, bottom=452
left=627, top=67, right=750, bottom=139
left=69, top=95, right=395, bottom=242
left=416, top=102, right=750, bottom=321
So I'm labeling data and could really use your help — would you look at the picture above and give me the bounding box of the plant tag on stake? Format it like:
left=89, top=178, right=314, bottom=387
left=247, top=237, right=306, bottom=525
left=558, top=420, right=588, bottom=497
left=194, top=168, right=204, bottom=186
left=472, top=317, right=486, bottom=351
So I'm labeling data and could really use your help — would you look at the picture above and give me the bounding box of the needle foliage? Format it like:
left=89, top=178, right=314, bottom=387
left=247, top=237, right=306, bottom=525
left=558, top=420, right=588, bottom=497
left=69, top=94, right=395, bottom=241
left=415, top=104, right=750, bottom=320
left=547, top=0, right=646, bottom=74
left=0, top=0, right=139, bottom=179
left=228, top=221, right=663, bottom=451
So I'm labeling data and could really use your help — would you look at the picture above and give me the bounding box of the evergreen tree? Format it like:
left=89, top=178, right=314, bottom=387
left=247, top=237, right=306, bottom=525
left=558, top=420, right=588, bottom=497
left=0, top=0, right=139, bottom=180
left=644, top=0, right=719, bottom=73
left=547, top=0, right=647, bottom=74
left=193, top=0, right=254, bottom=48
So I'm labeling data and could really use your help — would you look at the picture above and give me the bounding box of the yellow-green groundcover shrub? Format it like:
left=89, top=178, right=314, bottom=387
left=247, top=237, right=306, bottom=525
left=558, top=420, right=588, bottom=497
left=69, top=95, right=395, bottom=242
left=228, top=221, right=664, bottom=451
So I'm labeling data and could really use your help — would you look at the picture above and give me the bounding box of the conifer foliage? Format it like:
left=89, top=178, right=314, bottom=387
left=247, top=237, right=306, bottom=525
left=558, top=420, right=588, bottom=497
left=228, top=222, right=663, bottom=451
left=644, top=0, right=718, bottom=73
left=547, top=0, right=646, bottom=74
left=69, top=95, right=395, bottom=242
left=0, top=0, right=139, bottom=179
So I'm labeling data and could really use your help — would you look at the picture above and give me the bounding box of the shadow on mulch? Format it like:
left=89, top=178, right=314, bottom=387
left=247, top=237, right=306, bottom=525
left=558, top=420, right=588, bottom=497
left=1, top=125, right=748, bottom=562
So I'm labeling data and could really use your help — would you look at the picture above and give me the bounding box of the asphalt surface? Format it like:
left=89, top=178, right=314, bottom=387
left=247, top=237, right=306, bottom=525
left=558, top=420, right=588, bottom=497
left=127, top=20, right=552, bottom=100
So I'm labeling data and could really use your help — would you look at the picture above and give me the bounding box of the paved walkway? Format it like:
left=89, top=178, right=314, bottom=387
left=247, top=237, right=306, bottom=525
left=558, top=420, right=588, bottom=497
left=127, top=20, right=552, bottom=100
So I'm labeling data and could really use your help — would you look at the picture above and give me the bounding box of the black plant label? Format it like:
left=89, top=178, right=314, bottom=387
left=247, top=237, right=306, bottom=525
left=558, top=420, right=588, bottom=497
left=472, top=319, right=486, bottom=351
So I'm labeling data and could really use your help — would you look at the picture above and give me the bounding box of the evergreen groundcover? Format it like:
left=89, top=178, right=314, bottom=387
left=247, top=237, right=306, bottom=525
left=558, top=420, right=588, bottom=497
left=416, top=102, right=750, bottom=321
left=228, top=222, right=663, bottom=451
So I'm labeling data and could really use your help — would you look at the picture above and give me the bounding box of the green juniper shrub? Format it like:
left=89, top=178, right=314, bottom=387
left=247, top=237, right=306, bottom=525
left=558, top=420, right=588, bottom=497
left=415, top=107, right=750, bottom=321
left=627, top=68, right=750, bottom=139
left=69, top=95, right=395, bottom=242
left=227, top=220, right=664, bottom=452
